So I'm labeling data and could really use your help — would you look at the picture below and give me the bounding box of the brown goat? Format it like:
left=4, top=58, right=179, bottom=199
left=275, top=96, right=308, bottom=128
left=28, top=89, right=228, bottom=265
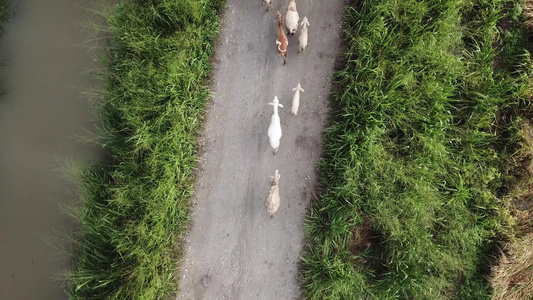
left=276, top=11, right=288, bottom=65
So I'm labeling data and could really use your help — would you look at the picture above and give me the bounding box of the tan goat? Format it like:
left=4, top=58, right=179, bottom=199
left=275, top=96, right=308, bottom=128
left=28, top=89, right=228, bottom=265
left=265, top=170, right=281, bottom=218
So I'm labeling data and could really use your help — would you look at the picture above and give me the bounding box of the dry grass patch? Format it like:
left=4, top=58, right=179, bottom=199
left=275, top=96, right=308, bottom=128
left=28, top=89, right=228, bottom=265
left=490, top=121, right=533, bottom=300
left=524, top=0, right=533, bottom=32
left=490, top=231, right=533, bottom=300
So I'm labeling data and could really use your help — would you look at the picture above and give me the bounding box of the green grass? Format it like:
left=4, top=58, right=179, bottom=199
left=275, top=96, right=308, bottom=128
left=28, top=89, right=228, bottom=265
left=65, top=0, right=223, bottom=299
left=301, top=0, right=533, bottom=299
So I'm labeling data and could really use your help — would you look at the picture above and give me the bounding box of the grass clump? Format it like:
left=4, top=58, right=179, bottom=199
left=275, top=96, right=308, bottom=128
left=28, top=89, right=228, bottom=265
left=0, top=0, right=10, bottom=33
left=65, top=0, right=223, bottom=299
left=301, top=0, right=533, bottom=298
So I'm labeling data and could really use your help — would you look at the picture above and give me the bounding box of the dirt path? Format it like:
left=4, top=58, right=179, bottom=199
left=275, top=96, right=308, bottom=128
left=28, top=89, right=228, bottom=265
left=177, top=1, right=345, bottom=299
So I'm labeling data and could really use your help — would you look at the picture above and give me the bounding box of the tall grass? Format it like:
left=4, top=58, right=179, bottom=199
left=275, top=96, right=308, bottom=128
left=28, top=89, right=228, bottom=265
left=65, top=0, right=223, bottom=299
left=301, top=0, right=533, bottom=298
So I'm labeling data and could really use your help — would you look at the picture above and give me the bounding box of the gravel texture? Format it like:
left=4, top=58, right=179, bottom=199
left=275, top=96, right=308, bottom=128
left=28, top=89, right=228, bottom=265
left=177, top=1, right=345, bottom=299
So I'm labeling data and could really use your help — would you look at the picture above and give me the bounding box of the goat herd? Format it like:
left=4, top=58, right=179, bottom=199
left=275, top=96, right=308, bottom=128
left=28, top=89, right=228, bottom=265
left=261, top=0, right=311, bottom=219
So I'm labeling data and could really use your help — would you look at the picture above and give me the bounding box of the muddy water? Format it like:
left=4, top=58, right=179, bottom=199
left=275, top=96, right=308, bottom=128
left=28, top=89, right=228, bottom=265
left=0, top=1, right=103, bottom=299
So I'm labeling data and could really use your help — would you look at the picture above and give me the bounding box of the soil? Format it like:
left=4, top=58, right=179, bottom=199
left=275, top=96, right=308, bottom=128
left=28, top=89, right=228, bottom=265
left=176, top=0, right=346, bottom=299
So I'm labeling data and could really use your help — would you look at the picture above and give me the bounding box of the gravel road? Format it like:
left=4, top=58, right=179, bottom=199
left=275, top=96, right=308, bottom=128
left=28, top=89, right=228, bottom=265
left=177, top=1, right=345, bottom=299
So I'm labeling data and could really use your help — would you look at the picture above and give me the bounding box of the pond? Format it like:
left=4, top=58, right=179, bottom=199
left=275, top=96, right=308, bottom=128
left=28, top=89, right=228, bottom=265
left=0, top=1, right=103, bottom=298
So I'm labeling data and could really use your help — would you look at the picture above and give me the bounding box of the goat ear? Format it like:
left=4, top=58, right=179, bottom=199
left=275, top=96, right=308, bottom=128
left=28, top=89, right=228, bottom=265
left=292, top=87, right=297, bottom=91
left=278, top=104, right=284, bottom=108
left=301, top=88, right=305, bottom=92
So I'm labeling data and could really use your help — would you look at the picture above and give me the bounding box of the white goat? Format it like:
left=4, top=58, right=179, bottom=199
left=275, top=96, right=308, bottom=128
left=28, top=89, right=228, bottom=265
left=285, top=0, right=299, bottom=35
left=299, top=17, right=309, bottom=52
left=265, top=170, right=281, bottom=218
left=262, top=0, right=272, bottom=11
left=268, top=96, right=283, bottom=153
left=291, top=83, right=304, bottom=115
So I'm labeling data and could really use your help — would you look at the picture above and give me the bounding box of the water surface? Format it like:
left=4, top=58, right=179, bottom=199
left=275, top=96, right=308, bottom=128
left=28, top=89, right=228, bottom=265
left=0, top=1, right=103, bottom=298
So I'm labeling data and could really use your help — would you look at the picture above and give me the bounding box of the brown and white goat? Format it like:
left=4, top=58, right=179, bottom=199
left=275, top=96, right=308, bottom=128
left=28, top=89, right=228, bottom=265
left=276, top=11, right=288, bottom=65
